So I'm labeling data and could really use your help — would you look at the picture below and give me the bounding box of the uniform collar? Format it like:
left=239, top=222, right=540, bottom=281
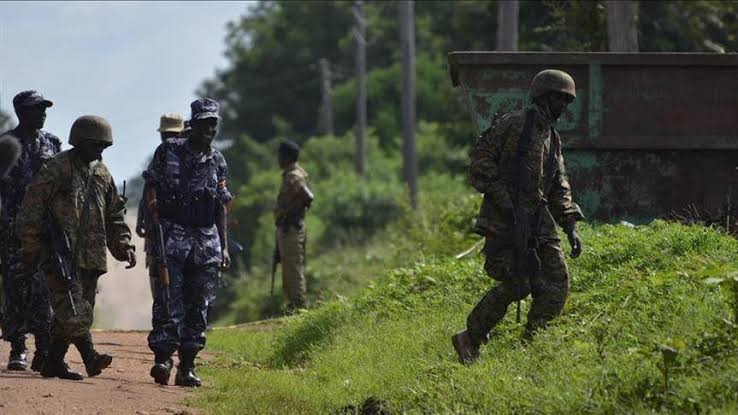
left=531, top=101, right=555, bottom=126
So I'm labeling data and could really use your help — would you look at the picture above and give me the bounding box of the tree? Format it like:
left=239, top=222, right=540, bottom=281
left=606, top=0, right=639, bottom=52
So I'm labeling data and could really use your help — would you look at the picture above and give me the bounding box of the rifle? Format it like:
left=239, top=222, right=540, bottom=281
left=270, top=242, right=280, bottom=296
left=511, top=108, right=541, bottom=323
left=154, top=221, right=172, bottom=317
left=46, top=216, right=78, bottom=316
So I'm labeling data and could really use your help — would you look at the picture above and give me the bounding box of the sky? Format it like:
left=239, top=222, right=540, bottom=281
left=0, top=1, right=253, bottom=181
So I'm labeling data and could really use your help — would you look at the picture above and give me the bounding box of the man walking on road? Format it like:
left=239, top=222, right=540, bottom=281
left=274, top=140, right=313, bottom=314
left=17, top=115, right=136, bottom=380
left=0, top=90, right=61, bottom=372
left=145, top=98, right=232, bottom=387
left=453, top=69, right=584, bottom=364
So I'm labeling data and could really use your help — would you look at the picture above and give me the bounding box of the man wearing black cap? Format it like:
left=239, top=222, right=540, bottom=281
left=0, top=90, right=61, bottom=371
left=274, top=140, right=313, bottom=313
left=144, top=98, right=232, bottom=387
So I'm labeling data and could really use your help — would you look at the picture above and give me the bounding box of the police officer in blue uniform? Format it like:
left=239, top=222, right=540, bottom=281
left=143, top=98, right=232, bottom=387
left=0, top=90, right=61, bottom=371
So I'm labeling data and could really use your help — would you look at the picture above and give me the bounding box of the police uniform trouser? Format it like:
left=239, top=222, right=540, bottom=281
left=467, top=239, right=569, bottom=343
left=1, top=244, right=52, bottom=349
left=276, top=225, right=306, bottom=309
left=148, top=257, right=218, bottom=355
left=45, top=268, right=100, bottom=344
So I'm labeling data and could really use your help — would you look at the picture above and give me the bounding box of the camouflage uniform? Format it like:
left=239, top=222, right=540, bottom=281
left=466, top=99, right=584, bottom=344
left=17, top=149, right=133, bottom=342
left=275, top=162, right=310, bottom=310
left=0, top=129, right=60, bottom=361
left=144, top=137, right=232, bottom=356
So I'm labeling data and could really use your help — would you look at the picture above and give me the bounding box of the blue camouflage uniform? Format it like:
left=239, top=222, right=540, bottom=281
left=0, top=128, right=61, bottom=352
left=144, top=135, right=232, bottom=355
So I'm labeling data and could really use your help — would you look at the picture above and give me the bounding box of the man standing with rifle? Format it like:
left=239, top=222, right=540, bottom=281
left=452, top=69, right=584, bottom=365
left=17, top=115, right=136, bottom=379
left=273, top=140, right=313, bottom=314
left=144, top=98, right=232, bottom=387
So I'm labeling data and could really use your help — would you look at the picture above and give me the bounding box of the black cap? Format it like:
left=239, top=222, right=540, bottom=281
left=13, top=90, right=53, bottom=111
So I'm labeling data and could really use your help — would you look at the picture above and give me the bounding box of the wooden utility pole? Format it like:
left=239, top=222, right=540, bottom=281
left=399, top=0, right=418, bottom=210
left=319, top=58, right=334, bottom=136
left=496, top=0, right=519, bottom=51
left=605, top=0, right=639, bottom=52
left=354, top=0, right=367, bottom=177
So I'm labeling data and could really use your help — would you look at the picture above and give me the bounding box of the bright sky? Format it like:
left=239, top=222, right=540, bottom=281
left=0, top=1, right=252, bottom=181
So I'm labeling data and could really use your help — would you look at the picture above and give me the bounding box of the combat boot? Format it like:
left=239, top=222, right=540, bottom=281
left=451, top=330, right=480, bottom=365
left=41, top=341, right=83, bottom=380
left=7, top=341, right=28, bottom=371
left=73, top=335, right=112, bottom=377
left=31, top=332, right=50, bottom=372
left=150, top=352, right=174, bottom=386
left=174, top=350, right=202, bottom=387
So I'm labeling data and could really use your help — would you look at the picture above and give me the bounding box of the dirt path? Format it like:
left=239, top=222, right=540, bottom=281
left=0, top=331, right=200, bottom=415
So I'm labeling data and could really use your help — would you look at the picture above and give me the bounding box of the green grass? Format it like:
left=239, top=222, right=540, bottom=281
left=195, top=221, right=738, bottom=414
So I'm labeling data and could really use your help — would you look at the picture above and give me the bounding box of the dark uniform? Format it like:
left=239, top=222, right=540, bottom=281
left=453, top=69, right=584, bottom=364
left=17, top=115, right=136, bottom=380
left=145, top=98, right=232, bottom=387
left=0, top=90, right=60, bottom=371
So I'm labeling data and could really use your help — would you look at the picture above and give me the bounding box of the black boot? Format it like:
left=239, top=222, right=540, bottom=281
left=41, top=341, right=83, bottom=380
left=31, top=332, right=50, bottom=372
left=174, top=350, right=202, bottom=387
left=7, top=341, right=28, bottom=371
left=73, top=335, right=112, bottom=377
left=150, top=351, right=173, bottom=386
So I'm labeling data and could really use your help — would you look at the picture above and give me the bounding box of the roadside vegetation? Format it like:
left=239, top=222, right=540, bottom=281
left=195, top=193, right=738, bottom=413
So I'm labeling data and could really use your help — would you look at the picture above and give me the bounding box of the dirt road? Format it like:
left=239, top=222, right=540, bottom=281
left=0, top=331, right=199, bottom=415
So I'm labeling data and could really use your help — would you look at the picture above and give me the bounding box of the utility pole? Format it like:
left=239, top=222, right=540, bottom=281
left=496, top=0, right=519, bottom=51
left=354, top=0, right=367, bottom=177
left=605, top=0, right=639, bottom=52
left=399, top=0, right=418, bottom=210
left=319, top=58, right=334, bottom=136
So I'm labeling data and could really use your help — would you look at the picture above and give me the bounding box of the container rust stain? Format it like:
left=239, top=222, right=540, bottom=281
left=449, top=52, right=738, bottom=221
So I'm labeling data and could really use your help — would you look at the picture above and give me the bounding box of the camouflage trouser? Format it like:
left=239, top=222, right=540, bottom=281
left=276, top=225, right=306, bottom=309
left=1, top=245, right=52, bottom=350
left=148, top=257, right=218, bottom=355
left=467, top=239, right=569, bottom=344
left=45, top=268, right=100, bottom=344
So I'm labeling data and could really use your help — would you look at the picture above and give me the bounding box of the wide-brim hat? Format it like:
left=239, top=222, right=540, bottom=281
left=157, top=113, right=185, bottom=132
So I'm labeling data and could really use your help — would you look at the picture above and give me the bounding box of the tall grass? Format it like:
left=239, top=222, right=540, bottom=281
left=196, top=220, right=738, bottom=414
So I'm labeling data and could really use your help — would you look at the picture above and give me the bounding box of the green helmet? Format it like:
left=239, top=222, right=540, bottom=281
left=529, top=69, right=576, bottom=100
left=69, top=115, right=113, bottom=147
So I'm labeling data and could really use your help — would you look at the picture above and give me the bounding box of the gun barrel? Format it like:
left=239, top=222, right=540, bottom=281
left=68, top=290, right=77, bottom=316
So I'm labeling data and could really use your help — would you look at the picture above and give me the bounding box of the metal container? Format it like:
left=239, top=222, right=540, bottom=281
left=449, top=52, right=738, bottom=221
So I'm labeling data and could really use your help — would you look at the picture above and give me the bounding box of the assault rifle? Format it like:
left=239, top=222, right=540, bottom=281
left=154, top=221, right=172, bottom=317
left=270, top=242, right=280, bottom=296
left=46, top=217, right=78, bottom=316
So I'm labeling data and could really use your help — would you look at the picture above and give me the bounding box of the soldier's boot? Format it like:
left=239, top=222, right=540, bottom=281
left=150, top=352, right=174, bottom=386
left=174, top=350, right=202, bottom=387
left=74, top=336, right=112, bottom=377
left=451, top=330, right=480, bottom=365
left=41, top=341, right=83, bottom=380
left=31, top=332, right=51, bottom=372
left=7, top=341, right=28, bottom=371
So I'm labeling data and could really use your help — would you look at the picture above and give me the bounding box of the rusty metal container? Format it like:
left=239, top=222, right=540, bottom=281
left=448, top=52, right=738, bottom=222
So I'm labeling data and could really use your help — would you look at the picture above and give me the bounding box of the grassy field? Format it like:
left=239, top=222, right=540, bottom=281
left=194, top=220, right=738, bottom=414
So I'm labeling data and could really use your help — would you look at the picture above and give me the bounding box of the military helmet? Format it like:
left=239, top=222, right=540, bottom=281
left=529, top=69, right=576, bottom=99
left=69, top=115, right=113, bottom=146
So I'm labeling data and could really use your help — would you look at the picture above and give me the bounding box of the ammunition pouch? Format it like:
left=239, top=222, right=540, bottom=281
left=159, top=188, right=218, bottom=227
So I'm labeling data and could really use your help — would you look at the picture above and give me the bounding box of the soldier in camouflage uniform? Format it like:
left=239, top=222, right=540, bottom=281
left=0, top=91, right=61, bottom=371
left=17, top=115, right=136, bottom=380
left=144, top=98, right=232, bottom=387
left=274, top=140, right=313, bottom=313
left=452, top=69, right=584, bottom=365
left=136, top=113, right=185, bottom=298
